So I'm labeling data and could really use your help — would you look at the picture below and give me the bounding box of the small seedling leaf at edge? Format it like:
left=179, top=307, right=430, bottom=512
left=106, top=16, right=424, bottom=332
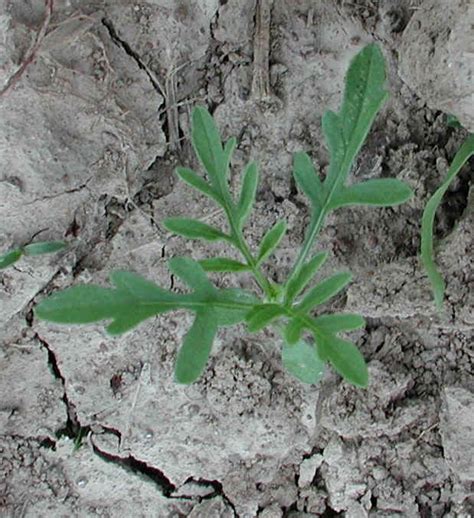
left=0, top=249, right=23, bottom=269
left=282, top=339, right=325, bottom=384
left=317, top=334, right=368, bottom=387
left=164, top=218, right=228, bottom=242
left=256, top=220, right=287, bottom=264
left=421, top=134, right=474, bottom=309
left=329, top=179, right=413, bottom=209
left=1, top=241, right=66, bottom=269
left=23, top=240, right=67, bottom=256
left=446, top=114, right=462, bottom=129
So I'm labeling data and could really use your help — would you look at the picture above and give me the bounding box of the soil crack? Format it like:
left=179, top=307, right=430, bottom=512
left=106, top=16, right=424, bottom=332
left=101, top=18, right=165, bottom=98
left=23, top=178, right=92, bottom=206
left=35, top=333, right=91, bottom=448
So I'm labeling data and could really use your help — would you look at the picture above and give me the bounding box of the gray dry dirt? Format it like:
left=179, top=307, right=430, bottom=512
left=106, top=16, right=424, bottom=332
left=1, top=1, right=473, bottom=517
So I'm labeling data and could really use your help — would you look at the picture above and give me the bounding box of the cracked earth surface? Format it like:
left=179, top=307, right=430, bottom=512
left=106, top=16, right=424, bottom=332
left=1, top=1, right=473, bottom=517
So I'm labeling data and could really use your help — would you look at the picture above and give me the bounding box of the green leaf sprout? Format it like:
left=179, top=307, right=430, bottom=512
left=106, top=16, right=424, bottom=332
left=0, top=240, right=66, bottom=270
left=421, top=134, right=474, bottom=309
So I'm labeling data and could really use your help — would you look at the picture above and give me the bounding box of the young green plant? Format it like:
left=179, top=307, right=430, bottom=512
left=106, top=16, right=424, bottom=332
left=0, top=240, right=67, bottom=269
left=421, top=133, right=474, bottom=309
left=35, top=44, right=413, bottom=387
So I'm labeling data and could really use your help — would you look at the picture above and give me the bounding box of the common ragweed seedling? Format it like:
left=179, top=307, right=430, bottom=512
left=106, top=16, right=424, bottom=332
left=36, top=45, right=412, bottom=387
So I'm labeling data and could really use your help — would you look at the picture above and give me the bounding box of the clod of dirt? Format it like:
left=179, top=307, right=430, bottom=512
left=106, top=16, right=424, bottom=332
left=399, top=0, right=474, bottom=131
left=440, top=387, right=474, bottom=510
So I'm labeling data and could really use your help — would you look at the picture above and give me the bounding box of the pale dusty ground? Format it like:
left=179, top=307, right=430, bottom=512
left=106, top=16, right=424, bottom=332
left=1, top=1, right=473, bottom=517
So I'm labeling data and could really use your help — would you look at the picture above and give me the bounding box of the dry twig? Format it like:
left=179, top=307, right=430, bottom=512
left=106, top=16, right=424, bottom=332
left=0, top=0, right=54, bottom=97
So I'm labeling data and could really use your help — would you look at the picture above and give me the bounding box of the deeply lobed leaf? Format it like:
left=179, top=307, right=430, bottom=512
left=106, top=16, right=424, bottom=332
left=36, top=258, right=258, bottom=382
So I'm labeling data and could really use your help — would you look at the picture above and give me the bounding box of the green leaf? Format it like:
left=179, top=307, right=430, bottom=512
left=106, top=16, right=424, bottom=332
left=282, top=339, right=325, bottom=384
left=297, top=272, right=352, bottom=313
left=36, top=272, right=179, bottom=334
left=312, top=313, right=365, bottom=334
left=0, top=248, right=23, bottom=269
left=237, top=162, right=259, bottom=228
left=288, top=44, right=390, bottom=280
left=421, top=134, right=474, bottom=309
left=23, top=240, right=67, bottom=256
left=284, top=318, right=303, bottom=345
left=329, top=179, right=413, bottom=209
left=446, top=114, right=462, bottom=128
left=285, top=251, right=328, bottom=304
left=164, top=218, right=228, bottom=242
left=293, top=152, right=324, bottom=208
left=322, top=110, right=346, bottom=189
left=36, top=259, right=256, bottom=334
left=317, top=334, right=368, bottom=387
left=175, top=308, right=217, bottom=384
left=246, top=304, right=286, bottom=332
left=176, top=167, right=223, bottom=205
left=214, top=288, right=258, bottom=326
left=257, top=220, right=287, bottom=264
left=199, top=257, right=250, bottom=272
left=334, top=43, right=388, bottom=185
left=191, top=106, right=225, bottom=185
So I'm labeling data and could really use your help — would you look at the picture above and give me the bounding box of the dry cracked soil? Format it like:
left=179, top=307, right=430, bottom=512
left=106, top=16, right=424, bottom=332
left=1, top=0, right=473, bottom=517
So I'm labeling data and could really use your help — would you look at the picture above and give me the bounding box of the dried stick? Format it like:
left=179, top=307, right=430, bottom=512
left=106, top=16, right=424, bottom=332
left=251, top=0, right=273, bottom=100
left=0, top=0, right=54, bottom=97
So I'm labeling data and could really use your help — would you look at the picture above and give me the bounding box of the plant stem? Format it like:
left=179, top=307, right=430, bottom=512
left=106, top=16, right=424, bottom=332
left=287, top=150, right=355, bottom=280
left=290, top=207, right=326, bottom=278
left=219, top=189, right=274, bottom=299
